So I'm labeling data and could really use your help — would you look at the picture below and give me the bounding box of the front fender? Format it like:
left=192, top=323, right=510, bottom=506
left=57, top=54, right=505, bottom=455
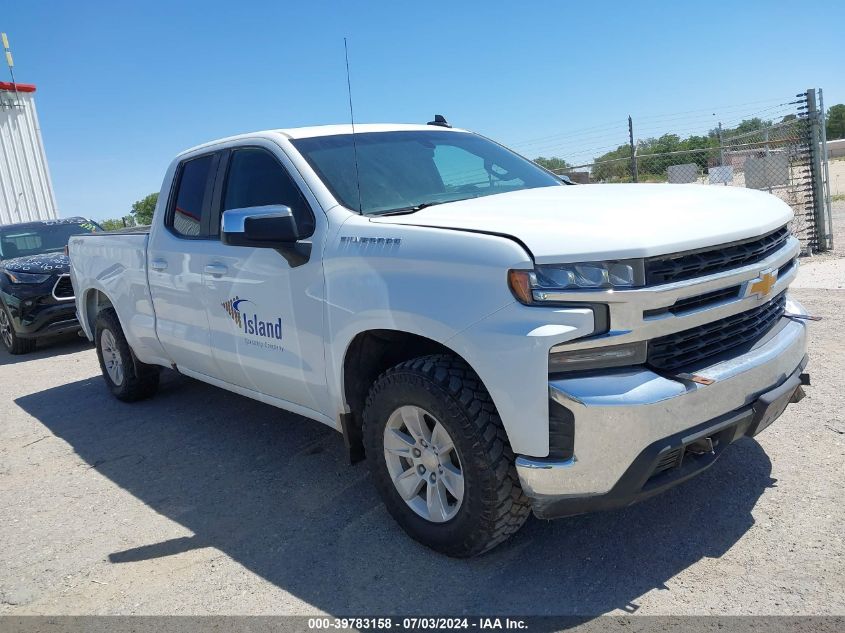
left=322, top=216, right=597, bottom=456
left=323, top=218, right=534, bottom=419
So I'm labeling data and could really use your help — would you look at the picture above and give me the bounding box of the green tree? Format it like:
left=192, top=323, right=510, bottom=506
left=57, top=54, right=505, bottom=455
left=99, top=215, right=137, bottom=231
left=707, top=118, right=772, bottom=139
left=533, top=156, right=570, bottom=171
left=131, top=193, right=159, bottom=225
left=826, top=104, right=845, bottom=140
left=591, top=144, right=632, bottom=182
left=99, top=218, right=124, bottom=231
left=591, top=132, right=720, bottom=182
left=731, top=118, right=772, bottom=135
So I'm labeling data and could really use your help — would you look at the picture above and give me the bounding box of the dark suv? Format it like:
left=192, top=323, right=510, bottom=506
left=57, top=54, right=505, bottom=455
left=0, top=217, right=102, bottom=354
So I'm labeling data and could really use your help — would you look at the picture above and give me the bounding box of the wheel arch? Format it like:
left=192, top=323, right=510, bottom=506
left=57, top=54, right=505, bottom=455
left=340, top=328, right=477, bottom=462
left=81, top=287, right=115, bottom=340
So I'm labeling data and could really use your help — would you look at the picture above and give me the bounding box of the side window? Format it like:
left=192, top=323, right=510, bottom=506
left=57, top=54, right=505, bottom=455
left=169, top=155, right=214, bottom=238
left=223, top=148, right=314, bottom=237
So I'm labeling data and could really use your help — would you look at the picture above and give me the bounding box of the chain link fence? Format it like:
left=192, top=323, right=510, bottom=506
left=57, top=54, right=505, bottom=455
left=550, top=89, right=833, bottom=253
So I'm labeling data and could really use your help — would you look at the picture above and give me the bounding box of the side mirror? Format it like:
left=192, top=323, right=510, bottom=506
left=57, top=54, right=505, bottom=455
left=558, top=174, right=577, bottom=185
left=222, top=205, right=300, bottom=248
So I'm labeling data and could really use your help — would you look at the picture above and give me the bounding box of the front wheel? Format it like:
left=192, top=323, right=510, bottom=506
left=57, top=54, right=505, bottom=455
left=0, top=304, right=36, bottom=355
left=95, top=309, right=160, bottom=401
left=363, top=354, right=530, bottom=557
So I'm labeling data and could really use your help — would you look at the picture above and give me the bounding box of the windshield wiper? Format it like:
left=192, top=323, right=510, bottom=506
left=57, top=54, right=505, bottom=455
left=372, top=201, right=447, bottom=216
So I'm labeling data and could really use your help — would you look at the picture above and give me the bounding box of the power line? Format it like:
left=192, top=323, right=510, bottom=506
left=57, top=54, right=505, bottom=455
left=630, top=96, right=789, bottom=123
left=514, top=96, right=803, bottom=164
left=523, top=133, right=629, bottom=156
left=512, top=120, right=626, bottom=147
left=516, top=97, right=791, bottom=149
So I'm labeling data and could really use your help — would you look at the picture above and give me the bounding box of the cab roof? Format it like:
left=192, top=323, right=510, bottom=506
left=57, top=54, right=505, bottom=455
left=178, top=123, right=469, bottom=157
left=277, top=123, right=467, bottom=139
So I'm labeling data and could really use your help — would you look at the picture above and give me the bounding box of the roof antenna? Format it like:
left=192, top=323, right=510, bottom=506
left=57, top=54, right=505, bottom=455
left=344, top=38, right=363, bottom=214
left=427, top=114, right=452, bottom=128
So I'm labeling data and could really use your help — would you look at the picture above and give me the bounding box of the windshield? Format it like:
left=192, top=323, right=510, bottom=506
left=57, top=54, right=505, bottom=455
left=0, top=220, right=101, bottom=259
left=291, top=130, right=561, bottom=215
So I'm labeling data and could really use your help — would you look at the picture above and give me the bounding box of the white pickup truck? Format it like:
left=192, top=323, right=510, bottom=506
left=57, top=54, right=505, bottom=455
left=69, top=121, right=811, bottom=557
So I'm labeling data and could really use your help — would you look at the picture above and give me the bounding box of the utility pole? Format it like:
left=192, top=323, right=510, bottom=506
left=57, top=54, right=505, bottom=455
left=628, top=115, right=638, bottom=183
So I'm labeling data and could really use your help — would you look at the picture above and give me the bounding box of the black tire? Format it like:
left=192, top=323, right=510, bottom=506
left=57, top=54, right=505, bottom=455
left=94, top=308, right=160, bottom=402
left=0, top=303, right=36, bottom=355
left=363, top=354, right=530, bottom=557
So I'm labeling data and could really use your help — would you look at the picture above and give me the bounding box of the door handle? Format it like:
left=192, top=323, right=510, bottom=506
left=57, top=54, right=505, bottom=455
left=150, top=259, right=168, bottom=271
left=204, top=263, right=228, bottom=277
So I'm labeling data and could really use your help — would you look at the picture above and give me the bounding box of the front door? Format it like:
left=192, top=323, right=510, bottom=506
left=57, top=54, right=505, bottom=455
left=202, top=143, right=328, bottom=416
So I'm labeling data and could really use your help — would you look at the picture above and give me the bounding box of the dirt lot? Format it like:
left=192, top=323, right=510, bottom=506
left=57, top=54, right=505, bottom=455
left=828, top=157, right=845, bottom=197
left=1, top=286, right=843, bottom=616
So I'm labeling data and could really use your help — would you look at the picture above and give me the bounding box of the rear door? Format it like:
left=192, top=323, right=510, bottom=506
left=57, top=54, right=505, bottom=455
left=201, top=141, right=329, bottom=415
left=147, top=152, right=220, bottom=375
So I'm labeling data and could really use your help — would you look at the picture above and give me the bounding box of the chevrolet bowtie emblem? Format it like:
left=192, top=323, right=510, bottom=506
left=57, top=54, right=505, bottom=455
left=744, top=269, right=778, bottom=299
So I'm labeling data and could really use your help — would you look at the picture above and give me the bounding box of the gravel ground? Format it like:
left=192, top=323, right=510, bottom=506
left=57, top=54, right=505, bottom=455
left=0, top=287, right=843, bottom=616
left=792, top=196, right=845, bottom=288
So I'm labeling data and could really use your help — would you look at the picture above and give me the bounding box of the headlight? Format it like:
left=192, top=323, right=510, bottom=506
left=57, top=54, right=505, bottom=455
left=3, top=270, right=51, bottom=284
left=509, top=260, right=644, bottom=304
left=549, top=341, right=647, bottom=373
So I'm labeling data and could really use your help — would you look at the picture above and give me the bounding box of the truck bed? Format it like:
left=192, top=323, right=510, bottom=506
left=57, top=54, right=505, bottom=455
left=68, top=230, right=166, bottom=366
left=100, top=226, right=151, bottom=235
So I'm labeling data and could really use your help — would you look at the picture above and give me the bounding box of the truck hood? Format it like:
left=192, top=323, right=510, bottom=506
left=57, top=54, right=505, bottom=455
left=369, top=184, right=793, bottom=263
left=0, top=252, right=70, bottom=274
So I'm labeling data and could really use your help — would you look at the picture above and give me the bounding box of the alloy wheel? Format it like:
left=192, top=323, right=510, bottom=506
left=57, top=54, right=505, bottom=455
left=383, top=405, right=465, bottom=523
left=100, top=329, right=124, bottom=386
left=0, top=309, right=13, bottom=350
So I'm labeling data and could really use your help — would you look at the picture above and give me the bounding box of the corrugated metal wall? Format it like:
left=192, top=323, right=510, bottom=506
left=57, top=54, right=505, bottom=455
left=0, top=86, right=58, bottom=225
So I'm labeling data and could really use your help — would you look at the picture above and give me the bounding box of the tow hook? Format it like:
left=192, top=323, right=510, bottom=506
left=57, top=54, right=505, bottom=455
left=672, top=372, right=715, bottom=385
left=686, top=437, right=715, bottom=455
left=784, top=312, right=822, bottom=322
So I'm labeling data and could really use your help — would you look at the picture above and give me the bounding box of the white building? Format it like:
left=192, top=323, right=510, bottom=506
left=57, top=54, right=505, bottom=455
left=0, top=81, right=58, bottom=225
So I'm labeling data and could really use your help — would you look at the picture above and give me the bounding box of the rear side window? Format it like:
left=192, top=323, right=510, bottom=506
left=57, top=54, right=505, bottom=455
left=170, top=155, right=214, bottom=237
left=223, top=148, right=314, bottom=237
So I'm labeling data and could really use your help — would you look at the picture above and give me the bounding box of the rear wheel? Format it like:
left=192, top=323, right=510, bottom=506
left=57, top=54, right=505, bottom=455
left=0, top=304, right=36, bottom=355
left=363, top=354, right=530, bottom=557
left=95, top=309, right=160, bottom=401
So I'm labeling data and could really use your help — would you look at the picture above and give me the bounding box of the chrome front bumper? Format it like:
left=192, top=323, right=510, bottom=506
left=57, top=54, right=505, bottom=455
left=515, top=298, right=809, bottom=518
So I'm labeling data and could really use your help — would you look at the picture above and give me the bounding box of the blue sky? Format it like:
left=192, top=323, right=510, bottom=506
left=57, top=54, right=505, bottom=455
left=4, top=0, right=844, bottom=220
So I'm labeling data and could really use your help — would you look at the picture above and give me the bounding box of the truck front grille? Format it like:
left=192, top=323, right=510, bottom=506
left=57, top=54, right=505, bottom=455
left=647, top=292, right=786, bottom=372
left=644, top=285, right=741, bottom=318
left=645, top=226, right=790, bottom=285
